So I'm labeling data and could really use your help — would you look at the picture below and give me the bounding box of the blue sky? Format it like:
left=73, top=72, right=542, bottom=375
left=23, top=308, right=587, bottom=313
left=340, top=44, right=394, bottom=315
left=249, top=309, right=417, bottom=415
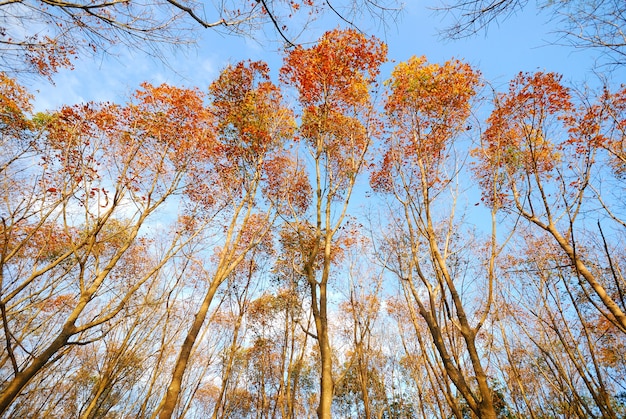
left=27, top=0, right=624, bottom=112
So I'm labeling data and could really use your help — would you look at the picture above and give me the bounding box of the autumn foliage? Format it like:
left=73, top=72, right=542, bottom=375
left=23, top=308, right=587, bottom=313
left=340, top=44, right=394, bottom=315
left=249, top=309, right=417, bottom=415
left=1, top=29, right=625, bottom=419
left=372, top=56, right=481, bottom=192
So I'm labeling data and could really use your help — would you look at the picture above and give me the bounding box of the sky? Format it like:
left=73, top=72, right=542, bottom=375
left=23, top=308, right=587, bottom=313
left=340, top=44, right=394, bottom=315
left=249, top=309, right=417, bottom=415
left=26, top=0, right=625, bottom=113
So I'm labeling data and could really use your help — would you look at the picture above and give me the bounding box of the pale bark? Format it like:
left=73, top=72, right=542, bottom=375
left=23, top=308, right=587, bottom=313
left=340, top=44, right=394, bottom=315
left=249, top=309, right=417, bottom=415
left=156, top=280, right=222, bottom=419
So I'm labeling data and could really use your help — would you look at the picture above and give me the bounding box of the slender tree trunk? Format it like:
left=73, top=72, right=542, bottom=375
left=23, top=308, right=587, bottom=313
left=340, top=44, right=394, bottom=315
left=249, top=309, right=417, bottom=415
left=276, top=304, right=290, bottom=419
left=358, top=354, right=372, bottom=419
left=80, top=367, right=113, bottom=419
left=210, top=306, right=245, bottom=419
left=157, top=280, right=221, bottom=419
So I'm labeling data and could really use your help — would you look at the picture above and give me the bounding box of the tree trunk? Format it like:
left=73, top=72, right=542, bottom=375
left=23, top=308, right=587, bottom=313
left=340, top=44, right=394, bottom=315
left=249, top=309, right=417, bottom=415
left=157, top=280, right=221, bottom=419
left=0, top=325, right=75, bottom=414
left=314, top=280, right=333, bottom=419
left=317, top=331, right=333, bottom=419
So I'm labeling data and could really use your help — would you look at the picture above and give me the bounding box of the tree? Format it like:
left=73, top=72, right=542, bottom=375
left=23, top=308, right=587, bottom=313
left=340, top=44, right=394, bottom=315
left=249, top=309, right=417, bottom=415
left=334, top=237, right=388, bottom=419
left=0, top=0, right=401, bottom=78
left=386, top=295, right=457, bottom=418
left=155, top=60, right=298, bottom=418
left=209, top=288, right=253, bottom=419
left=244, top=290, right=306, bottom=419
left=273, top=233, right=322, bottom=419
left=437, top=0, right=626, bottom=67
left=473, top=71, right=626, bottom=333
left=371, top=56, right=500, bottom=418
left=280, top=28, right=387, bottom=419
left=495, top=234, right=625, bottom=418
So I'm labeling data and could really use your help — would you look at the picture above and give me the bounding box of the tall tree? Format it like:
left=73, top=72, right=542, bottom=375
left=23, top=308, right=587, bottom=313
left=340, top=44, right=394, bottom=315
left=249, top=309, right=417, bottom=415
left=156, top=60, right=297, bottom=418
left=473, top=71, right=626, bottom=333
left=371, top=56, right=500, bottom=418
left=280, top=28, right=387, bottom=419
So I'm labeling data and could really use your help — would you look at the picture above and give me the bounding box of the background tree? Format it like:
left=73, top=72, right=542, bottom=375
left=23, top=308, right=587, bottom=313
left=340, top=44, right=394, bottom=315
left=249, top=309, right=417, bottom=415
left=438, top=0, right=626, bottom=67
left=386, top=295, right=456, bottom=418
left=494, top=234, right=626, bottom=418
left=0, top=0, right=401, bottom=78
left=333, top=235, right=388, bottom=419
left=274, top=228, right=324, bottom=419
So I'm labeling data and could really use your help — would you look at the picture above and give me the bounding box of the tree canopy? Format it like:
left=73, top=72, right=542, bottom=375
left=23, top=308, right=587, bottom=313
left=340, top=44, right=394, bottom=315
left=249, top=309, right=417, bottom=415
left=0, top=0, right=401, bottom=77
left=438, top=0, right=626, bottom=67
left=0, top=4, right=625, bottom=418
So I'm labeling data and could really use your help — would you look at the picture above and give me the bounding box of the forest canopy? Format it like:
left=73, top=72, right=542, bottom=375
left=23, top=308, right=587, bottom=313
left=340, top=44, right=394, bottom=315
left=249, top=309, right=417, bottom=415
left=0, top=0, right=401, bottom=77
left=0, top=6, right=625, bottom=419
